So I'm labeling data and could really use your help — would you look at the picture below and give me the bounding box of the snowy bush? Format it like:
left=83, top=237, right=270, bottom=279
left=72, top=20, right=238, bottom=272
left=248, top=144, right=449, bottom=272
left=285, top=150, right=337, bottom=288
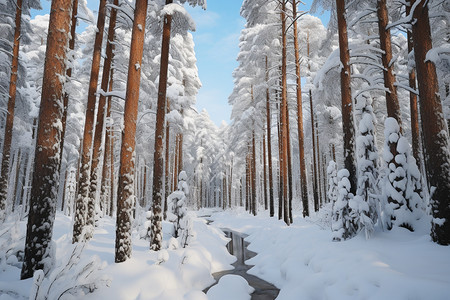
left=29, top=242, right=110, bottom=300
left=327, top=160, right=338, bottom=204
left=382, top=118, right=424, bottom=231
left=0, top=213, right=25, bottom=267
left=352, top=95, right=379, bottom=239
left=167, top=171, right=192, bottom=247
left=332, top=169, right=358, bottom=241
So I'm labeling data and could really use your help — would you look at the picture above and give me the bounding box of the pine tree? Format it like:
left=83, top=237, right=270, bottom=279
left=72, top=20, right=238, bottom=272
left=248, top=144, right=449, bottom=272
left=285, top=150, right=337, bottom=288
left=410, top=0, right=450, bottom=245
left=73, top=0, right=108, bottom=243
left=21, top=0, right=73, bottom=279
left=115, top=0, right=149, bottom=263
left=0, top=0, right=23, bottom=222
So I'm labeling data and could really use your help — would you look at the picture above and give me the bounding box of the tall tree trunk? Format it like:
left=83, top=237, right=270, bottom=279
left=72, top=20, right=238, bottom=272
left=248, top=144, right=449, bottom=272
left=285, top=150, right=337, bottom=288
left=406, top=2, right=421, bottom=167
left=336, top=0, right=357, bottom=194
left=265, top=56, right=275, bottom=217
left=377, top=0, right=402, bottom=127
left=151, top=0, right=173, bottom=251
left=73, top=0, right=108, bottom=243
left=286, top=107, right=293, bottom=223
left=316, top=119, right=322, bottom=207
left=292, top=1, right=309, bottom=217
left=115, top=0, right=148, bottom=263
left=280, top=2, right=290, bottom=225
left=87, top=0, right=118, bottom=233
left=277, top=110, right=283, bottom=220
left=262, top=132, right=268, bottom=210
left=21, top=0, right=73, bottom=279
left=410, top=0, right=450, bottom=245
left=251, top=131, right=257, bottom=216
left=0, top=0, right=23, bottom=221
left=59, top=0, right=78, bottom=178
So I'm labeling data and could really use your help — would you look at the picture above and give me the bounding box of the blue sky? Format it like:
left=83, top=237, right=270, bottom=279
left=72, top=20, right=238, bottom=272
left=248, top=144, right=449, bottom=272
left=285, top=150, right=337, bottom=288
left=32, top=0, right=329, bottom=126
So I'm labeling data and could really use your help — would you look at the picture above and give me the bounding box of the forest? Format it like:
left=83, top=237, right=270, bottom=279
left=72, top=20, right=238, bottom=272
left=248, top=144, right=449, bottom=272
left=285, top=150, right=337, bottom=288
left=0, top=0, right=449, bottom=299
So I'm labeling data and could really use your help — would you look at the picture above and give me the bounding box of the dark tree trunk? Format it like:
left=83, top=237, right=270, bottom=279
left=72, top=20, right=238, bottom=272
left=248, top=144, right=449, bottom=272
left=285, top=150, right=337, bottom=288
left=410, top=0, right=450, bottom=245
left=265, top=56, right=275, bottom=217
left=115, top=0, right=148, bottom=263
left=336, top=0, right=357, bottom=194
left=406, top=2, right=421, bottom=167
left=151, top=0, right=173, bottom=251
left=73, top=0, right=108, bottom=243
left=21, top=0, right=73, bottom=279
left=310, top=90, right=319, bottom=211
left=0, top=0, right=23, bottom=220
left=262, top=132, right=268, bottom=210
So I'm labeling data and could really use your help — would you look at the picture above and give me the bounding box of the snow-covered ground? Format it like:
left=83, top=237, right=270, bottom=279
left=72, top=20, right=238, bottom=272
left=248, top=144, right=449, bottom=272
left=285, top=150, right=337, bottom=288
left=1, top=207, right=449, bottom=299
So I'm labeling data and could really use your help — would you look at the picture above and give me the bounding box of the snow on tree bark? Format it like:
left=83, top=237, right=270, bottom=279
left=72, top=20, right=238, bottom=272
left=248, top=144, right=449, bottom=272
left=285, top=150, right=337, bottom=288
left=21, top=0, right=73, bottom=280
left=151, top=0, right=174, bottom=252
left=115, top=0, right=149, bottom=263
left=265, top=56, right=275, bottom=217
left=0, top=0, right=22, bottom=222
left=410, top=0, right=450, bottom=245
left=73, top=0, right=108, bottom=243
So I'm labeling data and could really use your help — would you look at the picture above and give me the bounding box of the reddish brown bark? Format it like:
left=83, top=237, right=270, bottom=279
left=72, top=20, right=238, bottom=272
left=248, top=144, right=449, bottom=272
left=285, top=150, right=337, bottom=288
left=262, top=132, right=268, bottom=210
left=377, top=0, right=402, bottom=127
left=410, top=0, right=450, bottom=245
left=59, top=0, right=78, bottom=175
left=115, top=0, right=148, bottom=263
left=151, top=0, right=173, bottom=251
left=21, top=0, right=73, bottom=279
left=280, top=2, right=290, bottom=225
left=336, top=0, right=357, bottom=194
left=88, top=0, right=119, bottom=228
left=0, top=0, right=23, bottom=219
left=292, top=0, right=309, bottom=217
left=73, top=0, right=108, bottom=243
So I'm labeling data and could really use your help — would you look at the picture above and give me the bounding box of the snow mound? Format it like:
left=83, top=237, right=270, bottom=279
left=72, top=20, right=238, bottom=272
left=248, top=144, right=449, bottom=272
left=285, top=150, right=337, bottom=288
left=206, top=275, right=254, bottom=300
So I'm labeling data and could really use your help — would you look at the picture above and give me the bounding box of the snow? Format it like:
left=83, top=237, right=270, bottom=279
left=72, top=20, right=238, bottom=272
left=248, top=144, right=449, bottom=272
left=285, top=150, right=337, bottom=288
left=206, top=275, right=254, bottom=300
left=1, top=208, right=449, bottom=299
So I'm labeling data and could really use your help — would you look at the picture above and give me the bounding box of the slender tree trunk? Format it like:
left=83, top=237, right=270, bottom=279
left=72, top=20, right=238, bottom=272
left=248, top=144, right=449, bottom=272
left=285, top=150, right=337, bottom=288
left=88, top=0, right=118, bottom=232
left=292, top=1, right=309, bottom=217
left=265, top=56, right=275, bottom=217
left=277, top=110, right=283, bottom=220
left=21, top=0, right=73, bottom=279
left=164, top=113, right=170, bottom=218
left=286, top=107, right=293, bottom=223
left=377, top=0, right=402, bottom=127
left=59, top=0, right=78, bottom=177
left=316, top=119, right=322, bottom=207
left=280, top=2, right=290, bottom=225
left=336, top=0, right=357, bottom=194
left=262, top=132, right=268, bottom=210
left=410, top=0, right=450, bottom=245
left=310, top=91, right=319, bottom=211
left=151, top=0, right=173, bottom=251
left=406, top=3, right=421, bottom=167
left=73, top=0, right=108, bottom=243
left=115, top=0, right=148, bottom=263
left=0, top=0, right=23, bottom=220
left=251, top=131, right=257, bottom=216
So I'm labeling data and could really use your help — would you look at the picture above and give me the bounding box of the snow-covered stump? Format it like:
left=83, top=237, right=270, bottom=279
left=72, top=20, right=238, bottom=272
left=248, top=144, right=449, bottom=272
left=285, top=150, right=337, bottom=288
left=383, top=118, right=423, bottom=231
left=332, top=169, right=358, bottom=241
